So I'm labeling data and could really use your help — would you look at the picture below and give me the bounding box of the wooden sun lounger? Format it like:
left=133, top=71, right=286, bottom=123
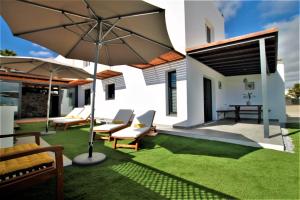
left=93, top=109, right=134, bottom=141
left=53, top=106, right=92, bottom=131
left=54, top=118, right=91, bottom=131
left=111, top=110, right=156, bottom=151
left=0, top=132, right=64, bottom=200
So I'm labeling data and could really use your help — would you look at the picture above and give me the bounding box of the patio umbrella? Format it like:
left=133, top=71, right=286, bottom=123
left=1, top=0, right=176, bottom=165
left=0, top=56, right=91, bottom=134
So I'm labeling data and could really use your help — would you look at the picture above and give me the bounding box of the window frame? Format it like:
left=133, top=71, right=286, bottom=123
left=167, top=70, right=177, bottom=115
left=106, top=83, right=115, bottom=100
left=206, top=24, right=212, bottom=43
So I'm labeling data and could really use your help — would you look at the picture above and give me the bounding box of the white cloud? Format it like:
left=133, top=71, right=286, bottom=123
left=264, top=15, right=300, bottom=88
left=29, top=50, right=53, bottom=58
left=32, top=43, right=47, bottom=50
left=215, top=0, right=242, bottom=21
left=258, top=0, right=299, bottom=18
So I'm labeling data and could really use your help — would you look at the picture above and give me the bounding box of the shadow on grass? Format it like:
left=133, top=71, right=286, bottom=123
left=285, top=129, right=300, bottom=136
left=141, top=134, right=258, bottom=159
left=110, top=161, right=235, bottom=200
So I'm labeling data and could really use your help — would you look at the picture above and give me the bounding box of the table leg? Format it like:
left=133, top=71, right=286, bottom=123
left=235, top=106, right=240, bottom=122
left=258, top=106, right=262, bottom=124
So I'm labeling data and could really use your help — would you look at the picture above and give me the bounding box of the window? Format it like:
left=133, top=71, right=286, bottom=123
left=106, top=84, right=115, bottom=100
left=84, top=89, right=91, bottom=105
left=167, top=71, right=177, bottom=115
left=206, top=25, right=212, bottom=43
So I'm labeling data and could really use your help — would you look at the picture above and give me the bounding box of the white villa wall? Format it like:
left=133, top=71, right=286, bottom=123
left=60, top=89, right=73, bottom=116
left=185, top=56, right=226, bottom=126
left=87, top=60, right=188, bottom=125
left=209, top=63, right=286, bottom=123
left=184, top=0, right=225, bottom=48
left=78, top=83, right=92, bottom=107
left=145, top=0, right=186, bottom=54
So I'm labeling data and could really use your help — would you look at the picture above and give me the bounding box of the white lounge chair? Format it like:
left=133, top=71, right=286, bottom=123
left=49, top=107, right=84, bottom=122
left=93, top=109, right=134, bottom=141
left=53, top=106, right=91, bottom=130
left=111, top=110, right=156, bottom=151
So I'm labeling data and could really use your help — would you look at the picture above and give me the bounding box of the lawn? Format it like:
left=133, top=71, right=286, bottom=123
left=9, top=122, right=300, bottom=200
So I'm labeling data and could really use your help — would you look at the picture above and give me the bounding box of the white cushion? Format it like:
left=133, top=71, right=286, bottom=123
left=112, top=109, right=133, bottom=125
left=131, top=110, right=155, bottom=127
left=78, top=107, right=91, bottom=120
left=111, top=127, right=150, bottom=138
left=93, top=124, right=124, bottom=132
left=66, top=107, right=84, bottom=117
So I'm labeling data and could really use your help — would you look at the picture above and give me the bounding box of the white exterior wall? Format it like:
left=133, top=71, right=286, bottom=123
left=184, top=56, right=226, bottom=126
left=185, top=59, right=286, bottom=125
left=89, top=60, right=188, bottom=125
left=184, top=0, right=225, bottom=48
left=145, top=0, right=186, bottom=54
left=60, top=89, right=73, bottom=116
left=78, top=83, right=92, bottom=107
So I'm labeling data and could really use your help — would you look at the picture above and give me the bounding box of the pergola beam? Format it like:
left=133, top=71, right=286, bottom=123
left=197, top=46, right=275, bottom=60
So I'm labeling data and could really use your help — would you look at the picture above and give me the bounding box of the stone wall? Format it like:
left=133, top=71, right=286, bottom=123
left=21, top=93, right=47, bottom=118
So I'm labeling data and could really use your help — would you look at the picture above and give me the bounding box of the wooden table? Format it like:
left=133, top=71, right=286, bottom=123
left=229, top=105, right=262, bottom=124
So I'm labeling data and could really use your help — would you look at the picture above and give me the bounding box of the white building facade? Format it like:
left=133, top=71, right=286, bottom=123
left=57, top=0, right=286, bottom=127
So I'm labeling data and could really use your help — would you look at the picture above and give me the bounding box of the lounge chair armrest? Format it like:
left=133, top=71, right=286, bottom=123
left=0, top=132, right=41, bottom=145
left=0, top=145, right=64, bottom=167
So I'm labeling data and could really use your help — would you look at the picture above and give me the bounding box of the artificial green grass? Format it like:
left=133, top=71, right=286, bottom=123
left=10, top=122, right=300, bottom=199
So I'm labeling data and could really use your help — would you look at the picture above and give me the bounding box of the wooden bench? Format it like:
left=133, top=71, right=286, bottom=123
left=0, top=132, right=64, bottom=200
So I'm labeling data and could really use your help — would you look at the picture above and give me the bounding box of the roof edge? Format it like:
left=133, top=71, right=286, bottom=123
left=186, top=28, right=278, bottom=53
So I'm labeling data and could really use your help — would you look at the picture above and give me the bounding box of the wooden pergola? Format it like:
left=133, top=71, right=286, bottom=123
left=187, top=28, right=279, bottom=137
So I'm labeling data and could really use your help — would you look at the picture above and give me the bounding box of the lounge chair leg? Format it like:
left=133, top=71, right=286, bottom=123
left=113, top=138, right=117, bottom=149
left=64, top=124, right=68, bottom=131
left=135, top=141, right=139, bottom=151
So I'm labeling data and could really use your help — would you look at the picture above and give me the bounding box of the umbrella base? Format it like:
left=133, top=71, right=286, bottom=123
left=72, top=152, right=106, bottom=166
left=40, top=130, right=56, bottom=135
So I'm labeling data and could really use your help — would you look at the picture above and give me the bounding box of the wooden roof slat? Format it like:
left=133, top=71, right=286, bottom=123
left=96, top=70, right=122, bottom=80
left=187, top=28, right=278, bottom=76
left=187, top=28, right=278, bottom=52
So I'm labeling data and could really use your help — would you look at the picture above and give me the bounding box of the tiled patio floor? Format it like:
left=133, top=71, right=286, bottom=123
left=157, top=119, right=285, bottom=151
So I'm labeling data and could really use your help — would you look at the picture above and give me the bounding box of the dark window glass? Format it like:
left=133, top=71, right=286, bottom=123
left=168, top=71, right=177, bottom=114
left=84, top=89, right=91, bottom=105
left=206, top=25, right=212, bottom=43
left=106, top=84, right=115, bottom=100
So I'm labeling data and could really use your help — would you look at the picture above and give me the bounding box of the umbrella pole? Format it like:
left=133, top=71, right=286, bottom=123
left=73, top=22, right=106, bottom=165
left=46, top=71, right=53, bottom=133
left=41, top=71, right=56, bottom=135
left=88, top=41, right=100, bottom=158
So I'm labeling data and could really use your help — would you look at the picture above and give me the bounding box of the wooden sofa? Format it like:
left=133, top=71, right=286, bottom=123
left=0, top=132, right=64, bottom=200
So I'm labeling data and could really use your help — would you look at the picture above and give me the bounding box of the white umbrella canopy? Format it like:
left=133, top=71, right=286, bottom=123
left=1, top=0, right=176, bottom=165
left=0, top=56, right=91, bottom=134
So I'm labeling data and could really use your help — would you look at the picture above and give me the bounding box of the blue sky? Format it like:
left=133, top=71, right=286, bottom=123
left=0, top=0, right=299, bottom=88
